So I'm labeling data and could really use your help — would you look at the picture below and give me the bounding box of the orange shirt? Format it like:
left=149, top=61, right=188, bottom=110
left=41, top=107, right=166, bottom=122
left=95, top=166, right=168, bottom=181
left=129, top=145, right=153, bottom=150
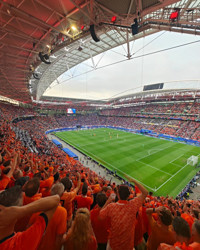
left=74, top=195, right=93, bottom=210
left=61, top=190, right=77, bottom=220
left=40, top=176, right=54, bottom=197
left=158, top=242, right=193, bottom=250
left=146, top=217, right=176, bottom=250
left=90, top=206, right=109, bottom=244
left=23, top=193, right=42, bottom=205
left=40, top=176, right=54, bottom=189
left=29, top=206, right=67, bottom=250
left=0, top=175, right=10, bottom=191
left=181, top=213, right=195, bottom=231
left=100, top=198, right=142, bottom=250
left=134, top=207, right=144, bottom=247
left=189, top=242, right=200, bottom=250
left=91, top=184, right=101, bottom=194
left=0, top=215, right=47, bottom=250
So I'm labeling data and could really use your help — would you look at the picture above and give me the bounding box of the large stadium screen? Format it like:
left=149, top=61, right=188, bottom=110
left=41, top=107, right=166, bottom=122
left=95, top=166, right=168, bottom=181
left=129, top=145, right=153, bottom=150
left=67, top=108, right=76, bottom=114
left=143, top=83, right=164, bottom=91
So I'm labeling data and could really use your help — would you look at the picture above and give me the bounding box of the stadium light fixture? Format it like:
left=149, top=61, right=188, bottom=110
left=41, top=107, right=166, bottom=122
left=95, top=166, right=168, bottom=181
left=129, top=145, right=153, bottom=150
left=170, top=8, right=180, bottom=21
left=111, top=16, right=117, bottom=23
left=71, top=25, right=77, bottom=31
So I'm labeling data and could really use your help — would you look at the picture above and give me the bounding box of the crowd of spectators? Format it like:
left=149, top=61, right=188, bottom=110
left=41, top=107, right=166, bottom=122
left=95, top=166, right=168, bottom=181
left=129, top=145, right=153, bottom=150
left=1, top=101, right=199, bottom=141
left=0, top=102, right=200, bottom=249
left=99, top=102, right=200, bottom=116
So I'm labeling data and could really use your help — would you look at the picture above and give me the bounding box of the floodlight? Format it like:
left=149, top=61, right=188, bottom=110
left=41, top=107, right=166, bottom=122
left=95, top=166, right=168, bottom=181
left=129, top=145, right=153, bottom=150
left=71, top=25, right=77, bottom=31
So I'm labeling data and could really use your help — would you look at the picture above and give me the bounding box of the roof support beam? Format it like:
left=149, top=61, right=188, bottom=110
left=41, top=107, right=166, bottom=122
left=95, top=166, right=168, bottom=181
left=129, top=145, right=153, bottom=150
left=95, top=1, right=122, bottom=19
left=149, top=24, right=200, bottom=36
left=0, top=0, right=70, bottom=37
left=69, top=0, right=98, bottom=25
left=0, top=52, right=27, bottom=60
left=115, top=28, right=127, bottom=43
left=0, top=68, right=21, bottom=93
left=66, top=61, right=73, bottom=77
left=179, top=0, right=194, bottom=17
left=126, top=30, right=131, bottom=59
left=0, top=42, right=38, bottom=53
left=87, top=43, right=96, bottom=69
left=25, top=1, right=90, bottom=65
left=0, top=26, right=39, bottom=42
left=104, top=32, right=121, bottom=46
left=141, top=0, right=180, bottom=17
left=127, top=0, right=134, bottom=19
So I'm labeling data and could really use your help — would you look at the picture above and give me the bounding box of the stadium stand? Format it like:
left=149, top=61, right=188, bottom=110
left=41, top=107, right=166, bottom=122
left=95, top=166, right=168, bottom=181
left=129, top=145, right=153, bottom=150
left=0, top=99, right=199, bottom=250
left=1, top=0, right=200, bottom=248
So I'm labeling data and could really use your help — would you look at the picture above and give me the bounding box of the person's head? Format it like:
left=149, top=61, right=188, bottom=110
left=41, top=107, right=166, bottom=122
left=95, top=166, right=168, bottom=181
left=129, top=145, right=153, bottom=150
left=74, top=208, right=91, bottom=228
left=2, top=167, right=11, bottom=175
left=24, top=166, right=30, bottom=173
left=96, top=192, right=107, bottom=208
left=0, top=185, right=23, bottom=206
left=15, top=176, right=29, bottom=187
left=24, top=178, right=40, bottom=197
left=172, top=217, right=191, bottom=241
left=159, top=207, right=173, bottom=226
left=68, top=208, right=93, bottom=249
left=53, top=172, right=59, bottom=182
left=82, top=182, right=88, bottom=196
left=33, top=172, right=42, bottom=179
left=118, top=185, right=130, bottom=200
left=3, top=160, right=11, bottom=168
left=192, top=220, right=200, bottom=242
left=51, top=183, right=64, bottom=197
left=102, top=186, right=109, bottom=193
left=61, top=177, right=72, bottom=192
left=13, top=169, right=23, bottom=180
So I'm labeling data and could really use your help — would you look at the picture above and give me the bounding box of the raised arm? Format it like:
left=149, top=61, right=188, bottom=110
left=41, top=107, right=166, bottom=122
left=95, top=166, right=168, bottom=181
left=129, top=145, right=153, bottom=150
left=6, top=152, right=18, bottom=178
left=124, top=174, right=148, bottom=202
left=73, top=173, right=81, bottom=194
left=0, top=195, right=60, bottom=240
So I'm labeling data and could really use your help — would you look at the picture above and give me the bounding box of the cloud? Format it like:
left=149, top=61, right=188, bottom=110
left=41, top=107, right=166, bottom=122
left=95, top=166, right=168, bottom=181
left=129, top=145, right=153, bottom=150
left=44, top=31, right=200, bottom=100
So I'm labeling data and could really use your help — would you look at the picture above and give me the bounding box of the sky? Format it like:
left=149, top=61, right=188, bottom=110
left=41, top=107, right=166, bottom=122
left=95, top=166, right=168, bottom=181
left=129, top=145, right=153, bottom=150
left=43, top=31, right=200, bottom=100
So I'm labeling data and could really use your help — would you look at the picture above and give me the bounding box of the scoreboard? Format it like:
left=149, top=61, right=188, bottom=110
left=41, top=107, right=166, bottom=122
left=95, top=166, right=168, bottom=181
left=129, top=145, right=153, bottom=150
left=143, top=83, right=164, bottom=91
left=66, top=108, right=76, bottom=114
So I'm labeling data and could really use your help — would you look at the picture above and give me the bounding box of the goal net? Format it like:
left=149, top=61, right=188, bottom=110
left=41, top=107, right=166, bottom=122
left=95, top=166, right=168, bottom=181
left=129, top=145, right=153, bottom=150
left=187, top=155, right=198, bottom=166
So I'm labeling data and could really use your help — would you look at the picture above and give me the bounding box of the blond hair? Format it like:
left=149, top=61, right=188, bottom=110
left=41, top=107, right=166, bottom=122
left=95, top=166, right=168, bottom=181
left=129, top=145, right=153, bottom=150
left=65, top=208, right=95, bottom=249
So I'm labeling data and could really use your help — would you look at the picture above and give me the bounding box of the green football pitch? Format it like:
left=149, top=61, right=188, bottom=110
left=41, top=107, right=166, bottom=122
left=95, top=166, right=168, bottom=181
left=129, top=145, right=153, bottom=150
left=54, top=128, right=200, bottom=197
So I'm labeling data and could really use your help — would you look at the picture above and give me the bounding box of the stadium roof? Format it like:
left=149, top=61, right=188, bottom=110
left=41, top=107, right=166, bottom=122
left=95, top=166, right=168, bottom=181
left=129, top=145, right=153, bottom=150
left=0, top=0, right=200, bottom=103
left=38, top=86, right=200, bottom=109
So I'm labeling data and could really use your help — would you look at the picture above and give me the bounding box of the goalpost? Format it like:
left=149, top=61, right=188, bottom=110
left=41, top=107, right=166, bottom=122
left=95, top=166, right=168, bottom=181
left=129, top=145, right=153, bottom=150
left=187, top=155, right=198, bottom=166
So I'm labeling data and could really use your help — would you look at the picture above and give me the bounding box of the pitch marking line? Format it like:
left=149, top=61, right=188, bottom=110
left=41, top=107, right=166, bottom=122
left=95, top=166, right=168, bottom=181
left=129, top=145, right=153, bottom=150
left=155, top=163, right=189, bottom=192
left=169, top=154, right=183, bottom=164
left=136, top=143, right=173, bottom=161
left=58, top=136, right=155, bottom=191
left=136, top=160, right=172, bottom=176
left=80, top=147, right=155, bottom=191
left=170, top=162, right=183, bottom=169
left=79, top=134, right=132, bottom=147
left=148, top=149, right=159, bottom=155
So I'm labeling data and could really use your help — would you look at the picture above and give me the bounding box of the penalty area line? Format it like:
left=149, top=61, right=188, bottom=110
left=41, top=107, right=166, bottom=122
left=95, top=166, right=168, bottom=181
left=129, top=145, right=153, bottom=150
left=73, top=142, right=156, bottom=191
left=54, top=135, right=158, bottom=192
left=155, top=163, right=188, bottom=192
